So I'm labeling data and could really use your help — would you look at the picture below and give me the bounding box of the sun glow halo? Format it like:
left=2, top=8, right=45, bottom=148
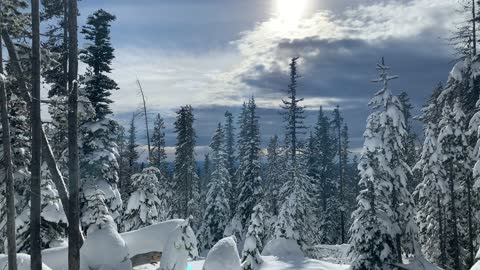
left=273, top=0, right=310, bottom=28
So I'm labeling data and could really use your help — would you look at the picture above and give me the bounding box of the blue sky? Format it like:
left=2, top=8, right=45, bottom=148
left=75, top=0, right=462, bottom=160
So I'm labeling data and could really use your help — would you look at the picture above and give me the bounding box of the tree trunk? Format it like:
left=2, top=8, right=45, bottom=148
left=0, top=8, right=18, bottom=268
left=136, top=79, right=151, bottom=162
left=449, top=162, right=460, bottom=270
left=30, top=0, right=43, bottom=268
left=437, top=195, right=446, bottom=268
left=67, top=0, right=81, bottom=268
left=0, top=32, right=85, bottom=244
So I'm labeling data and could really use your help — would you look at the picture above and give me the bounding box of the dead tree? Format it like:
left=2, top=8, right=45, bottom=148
left=136, top=79, right=151, bottom=162
left=30, top=0, right=43, bottom=268
left=0, top=2, right=18, bottom=267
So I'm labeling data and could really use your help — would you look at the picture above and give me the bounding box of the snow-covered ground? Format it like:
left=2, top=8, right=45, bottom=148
left=135, top=256, right=349, bottom=270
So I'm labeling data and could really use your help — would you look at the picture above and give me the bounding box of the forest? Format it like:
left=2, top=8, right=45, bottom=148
left=1, top=0, right=480, bottom=270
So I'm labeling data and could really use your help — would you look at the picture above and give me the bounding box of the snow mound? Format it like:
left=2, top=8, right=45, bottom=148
left=122, top=219, right=185, bottom=257
left=203, top=236, right=241, bottom=270
left=80, top=215, right=132, bottom=270
left=397, top=256, right=442, bottom=270
left=261, top=238, right=304, bottom=258
left=0, top=253, right=53, bottom=270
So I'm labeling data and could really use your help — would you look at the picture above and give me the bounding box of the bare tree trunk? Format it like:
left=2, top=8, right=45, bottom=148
left=30, top=0, right=43, bottom=268
left=0, top=6, right=18, bottom=268
left=67, top=0, right=81, bottom=268
left=136, top=79, right=151, bottom=162
left=1, top=32, right=83, bottom=243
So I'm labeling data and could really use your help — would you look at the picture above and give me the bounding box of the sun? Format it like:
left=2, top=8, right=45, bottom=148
left=273, top=0, right=310, bottom=28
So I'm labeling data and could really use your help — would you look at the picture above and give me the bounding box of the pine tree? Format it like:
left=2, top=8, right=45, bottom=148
left=264, top=135, right=282, bottom=217
left=82, top=188, right=110, bottom=228
left=437, top=101, right=471, bottom=269
left=80, top=9, right=118, bottom=119
left=124, top=113, right=139, bottom=195
left=241, top=204, right=265, bottom=270
left=349, top=58, right=418, bottom=269
left=398, top=92, right=419, bottom=193
left=225, top=111, right=236, bottom=178
left=151, top=113, right=169, bottom=178
left=414, top=83, right=447, bottom=267
left=226, top=97, right=263, bottom=244
left=197, top=124, right=231, bottom=252
left=173, top=105, right=200, bottom=221
left=275, top=57, right=314, bottom=249
left=309, top=107, right=337, bottom=244
left=123, top=167, right=162, bottom=231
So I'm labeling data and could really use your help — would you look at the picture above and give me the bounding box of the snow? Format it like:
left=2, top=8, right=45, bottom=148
left=449, top=60, right=464, bottom=82
left=122, top=219, right=185, bottom=257
left=262, top=238, right=304, bottom=259
left=136, top=255, right=349, bottom=270
left=203, top=236, right=241, bottom=270
left=80, top=215, right=132, bottom=270
left=0, top=253, right=53, bottom=270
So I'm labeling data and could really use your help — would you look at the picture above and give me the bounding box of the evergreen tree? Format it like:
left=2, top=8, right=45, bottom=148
left=151, top=113, right=169, bottom=177
left=82, top=188, right=110, bottom=228
left=173, top=105, right=200, bottom=221
left=225, top=110, right=236, bottom=178
left=414, top=83, right=447, bottom=267
left=349, top=59, right=417, bottom=269
left=264, top=135, right=282, bottom=217
left=309, top=107, right=337, bottom=244
left=241, top=204, right=265, bottom=270
left=225, top=97, right=263, bottom=244
left=398, top=92, right=419, bottom=193
left=123, top=113, right=139, bottom=195
left=80, top=9, right=118, bottom=119
left=123, top=167, right=162, bottom=231
left=197, top=124, right=231, bottom=252
left=275, top=57, right=314, bottom=249
left=437, top=101, right=471, bottom=269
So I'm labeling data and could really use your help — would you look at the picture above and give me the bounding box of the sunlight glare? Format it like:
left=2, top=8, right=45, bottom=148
left=273, top=0, right=310, bottom=29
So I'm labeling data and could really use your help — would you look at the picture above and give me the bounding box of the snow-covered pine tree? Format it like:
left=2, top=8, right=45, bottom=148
left=197, top=123, right=231, bottom=252
left=225, top=97, right=263, bottom=245
left=309, top=106, right=337, bottom=244
left=80, top=9, right=118, bottom=119
left=413, top=83, right=447, bottom=267
left=241, top=204, right=265, bottom=270
left=173, top=105, right=201, bottom=221
left=82, top=188, right=110, bottom=229
left=79, top=8, right=122, bottom=227
left=201, top=153, right=211, bottom=197
left=123, top=167, right=162, bottom=231
left=437, top=101, right=471, bottom=270
left=398, top=92, right=419, bottom=193
left=349, top=58, right=417, bottom=269
left=264, top=135, right=282, bottom=218
left=151, top=113, right=173, bottom=219
left=151, top=113, right=169, bottom=178
left=123, top=113, right=139, bottom=196
left=275, top=57, right=314, bottom=249
left=225, top=111, right=236, bottom=179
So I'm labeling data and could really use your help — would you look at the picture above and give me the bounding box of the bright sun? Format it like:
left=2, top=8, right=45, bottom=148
left=273, top=0, right=310, bottom=28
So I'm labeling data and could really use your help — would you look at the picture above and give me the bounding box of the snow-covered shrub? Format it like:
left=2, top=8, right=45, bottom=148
left=158, top=216, right=198, bottom=270
left=123, top=167, right=162, bottom=231
left=203, top=236, right=241, bottom=270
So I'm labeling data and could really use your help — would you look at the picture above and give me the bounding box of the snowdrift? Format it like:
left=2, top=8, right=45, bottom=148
left=0, top=254, right=53, bottom=270
left=203, top=236, right=241, bottom=270
left=262, top=238, right=304, bottom=258
left=41, top=219, right=188, bottom=270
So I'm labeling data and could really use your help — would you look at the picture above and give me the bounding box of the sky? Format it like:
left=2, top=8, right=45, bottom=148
left=75, top=0, right=463, bottom=160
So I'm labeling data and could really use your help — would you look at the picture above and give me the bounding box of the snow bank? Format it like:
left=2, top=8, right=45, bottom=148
left=157, top=217, right=198, bottom=270
left=261, top=238, right=304, bottom=258
left=80, top=215, right=132, bottom=270
left=203, top=236, right=241, bottom=270
left=397, top=256, right=442, bottom=270
left=42, top=246, right=69, bottom=270
left=0, top=253, right=53, bottom=270
left=306, top=244, right=350, bottom=264
left=122, top=219, right=185, bottom=256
